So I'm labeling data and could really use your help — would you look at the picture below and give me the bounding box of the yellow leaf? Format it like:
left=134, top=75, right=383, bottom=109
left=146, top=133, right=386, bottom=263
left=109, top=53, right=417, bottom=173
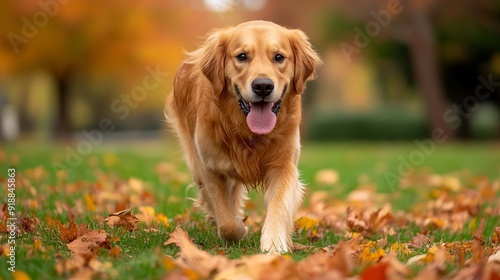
left=156, top=213, right=170, bottom=228
left=33, top=238, right=42, bottom=251
left=360, top=243, right=386, bottom=264
left=390, top=242, right=411, bottom=255
left=295, top=216, right=320, bottom=231
left=422, top=245, right=438, bottom=263
left=139, top=206, right=155, bottom=216
left=13, top=271, right=31, bottom=280
left=85, top=194, right=96, bottom=212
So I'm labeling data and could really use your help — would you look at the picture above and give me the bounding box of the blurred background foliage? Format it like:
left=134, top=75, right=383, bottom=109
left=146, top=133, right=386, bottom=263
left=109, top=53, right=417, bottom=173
left=0, top=0, right=499, bottom=142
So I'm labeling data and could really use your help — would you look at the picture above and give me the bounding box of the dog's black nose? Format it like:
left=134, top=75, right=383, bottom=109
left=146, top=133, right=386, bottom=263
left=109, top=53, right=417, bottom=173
left=251, top=78, right=274, bottom=97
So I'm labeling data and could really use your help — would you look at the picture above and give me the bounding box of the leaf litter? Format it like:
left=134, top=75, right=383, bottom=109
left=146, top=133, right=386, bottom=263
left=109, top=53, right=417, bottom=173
left=1, top=152, right=500, bottom=279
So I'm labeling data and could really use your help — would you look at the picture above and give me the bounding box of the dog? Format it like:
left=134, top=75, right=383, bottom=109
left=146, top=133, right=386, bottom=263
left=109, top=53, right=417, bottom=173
left=165, top=20, right=321, bottom=254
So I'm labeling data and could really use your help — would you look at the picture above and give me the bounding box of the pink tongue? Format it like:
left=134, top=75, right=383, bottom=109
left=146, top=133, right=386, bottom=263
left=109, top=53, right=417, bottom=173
left=246, top=102, right=277, bottom=135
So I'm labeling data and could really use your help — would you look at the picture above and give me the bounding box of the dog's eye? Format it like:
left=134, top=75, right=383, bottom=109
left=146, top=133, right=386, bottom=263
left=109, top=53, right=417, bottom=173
left=274, top=54, right=285, bottom=63
left=236, top=53, right=247, bottom=62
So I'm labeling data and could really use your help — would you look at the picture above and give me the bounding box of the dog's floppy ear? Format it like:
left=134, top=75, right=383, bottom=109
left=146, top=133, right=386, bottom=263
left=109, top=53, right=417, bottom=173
left=186, top=28, right=229, bottom=96
left=288, top=29, right=322, bottom=93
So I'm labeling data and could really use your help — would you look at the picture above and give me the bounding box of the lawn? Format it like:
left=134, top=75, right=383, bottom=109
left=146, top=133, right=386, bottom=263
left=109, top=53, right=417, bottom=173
left=0, top=139, right=499, bottom=279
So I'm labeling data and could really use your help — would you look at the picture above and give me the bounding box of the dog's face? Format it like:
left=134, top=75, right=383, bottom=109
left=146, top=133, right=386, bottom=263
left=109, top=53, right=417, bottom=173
left=196, top=21, right=321, bottom=135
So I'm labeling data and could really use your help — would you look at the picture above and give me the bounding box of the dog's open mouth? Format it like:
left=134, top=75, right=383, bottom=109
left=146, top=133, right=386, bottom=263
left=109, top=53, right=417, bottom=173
left=236, top=87, right=283, bottom=135
left=238, top=99, right=281, bottom=116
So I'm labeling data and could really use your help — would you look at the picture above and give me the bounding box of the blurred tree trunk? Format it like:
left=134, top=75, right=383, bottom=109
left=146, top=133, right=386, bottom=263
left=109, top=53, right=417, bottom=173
left=55, top=73, right=71, bottom=140
left=406, top=11, right=455, bottom=140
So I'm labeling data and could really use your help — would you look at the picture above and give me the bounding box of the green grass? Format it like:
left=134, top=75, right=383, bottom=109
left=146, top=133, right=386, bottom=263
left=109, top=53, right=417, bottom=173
left=0, top=139, right=499, bottom=279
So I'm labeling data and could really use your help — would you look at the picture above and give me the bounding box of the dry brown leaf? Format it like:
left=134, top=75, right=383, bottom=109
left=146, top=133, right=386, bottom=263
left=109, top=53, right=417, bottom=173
left=59, top=220, right=78, bottom=243
left=491, top=226, right=500, bottom=246
left=19, top=215, right=36, bottom=233
left=471, top=217, right=488, bottom=265
left=296, top=239, right=358, bottom=278
left=489, top=250, right=500, bottom=263
left=292, top=242, right=316, bottom=252
left=67, top=230, right=107, bottom=255
left=215, top=254, right=291, bottom=280
left=165, top=227, right=230, bottom=278
left=346, top=207, right=369, bottom=232
left=410, top=233, right=433, bottom=248
left=104, top=208, right=138, bottom=231
left=413, top=247, right=448, bottom=280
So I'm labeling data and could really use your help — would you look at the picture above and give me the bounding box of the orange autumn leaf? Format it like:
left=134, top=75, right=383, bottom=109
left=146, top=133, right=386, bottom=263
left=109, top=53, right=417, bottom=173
left=46, top=216, right=63, bottom=229
left=59, top=220, right=78, bottom=243
left=12, top=271, right=31, bottom=280
left=109, top=246, right=122, bottom=258
left=360, top=262, right=389, bottom=280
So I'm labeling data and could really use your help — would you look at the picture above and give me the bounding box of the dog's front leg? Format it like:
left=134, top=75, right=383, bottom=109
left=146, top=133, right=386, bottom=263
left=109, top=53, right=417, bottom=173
left=260, top=165, right=304, bottom=254
left=200, top=170, right=248, bottom=242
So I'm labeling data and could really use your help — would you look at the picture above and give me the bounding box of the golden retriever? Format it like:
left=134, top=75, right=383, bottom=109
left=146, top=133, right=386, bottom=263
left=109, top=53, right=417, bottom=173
left=166, top=20, right=321, bottom=254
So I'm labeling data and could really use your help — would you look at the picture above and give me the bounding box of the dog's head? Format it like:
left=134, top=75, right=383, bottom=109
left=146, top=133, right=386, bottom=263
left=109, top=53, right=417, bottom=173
left=190, top=20, right=321, bottom=135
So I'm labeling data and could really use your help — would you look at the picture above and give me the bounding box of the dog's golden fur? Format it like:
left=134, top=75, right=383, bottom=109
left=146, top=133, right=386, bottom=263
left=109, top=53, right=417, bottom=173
left=166, top=20, right=321, bottom=254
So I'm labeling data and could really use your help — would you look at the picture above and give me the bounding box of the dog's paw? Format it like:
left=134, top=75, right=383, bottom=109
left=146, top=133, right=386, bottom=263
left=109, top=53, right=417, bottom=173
left=218, top=219, right=248, bottom=242
left=260, top=235, right=290, bottom=255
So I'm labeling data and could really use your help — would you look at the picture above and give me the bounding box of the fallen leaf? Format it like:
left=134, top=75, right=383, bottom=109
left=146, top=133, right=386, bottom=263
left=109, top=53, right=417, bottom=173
left=489, top=250, right=500, bottom=263
left=491, top=226, right=500, bottom=246
left=360, top=245, right=386, bottom=264
left=27, top=238, right=46, bottom=255
left=85, top=194, right=96, bottom=212
left=59, top=220, right=78, bottom=243
left=292, top=242, right=315, bottom=252
left=67, top=230, right=107, bottom=255
left=360, top=262, right=388, bottom=280
left=104, top=208, right=138, bottom=231
left=165, top=227, right=230, bottom=278
left=406, top=254, right=427, bottom=266
left=155, top=213, right=170, bottom=228
left=410, top=233, right=433, bottom=248
left=19, top=215, right=36, bottom=233
left=137, top=206, right=155, bottom=226
left=295, top=216, right=320, bottom=231
left=13, top=271, right=31, bottom=280
left=471, top=217, right=488, bottom=264
left=109, top=246, right=121, bottom=258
